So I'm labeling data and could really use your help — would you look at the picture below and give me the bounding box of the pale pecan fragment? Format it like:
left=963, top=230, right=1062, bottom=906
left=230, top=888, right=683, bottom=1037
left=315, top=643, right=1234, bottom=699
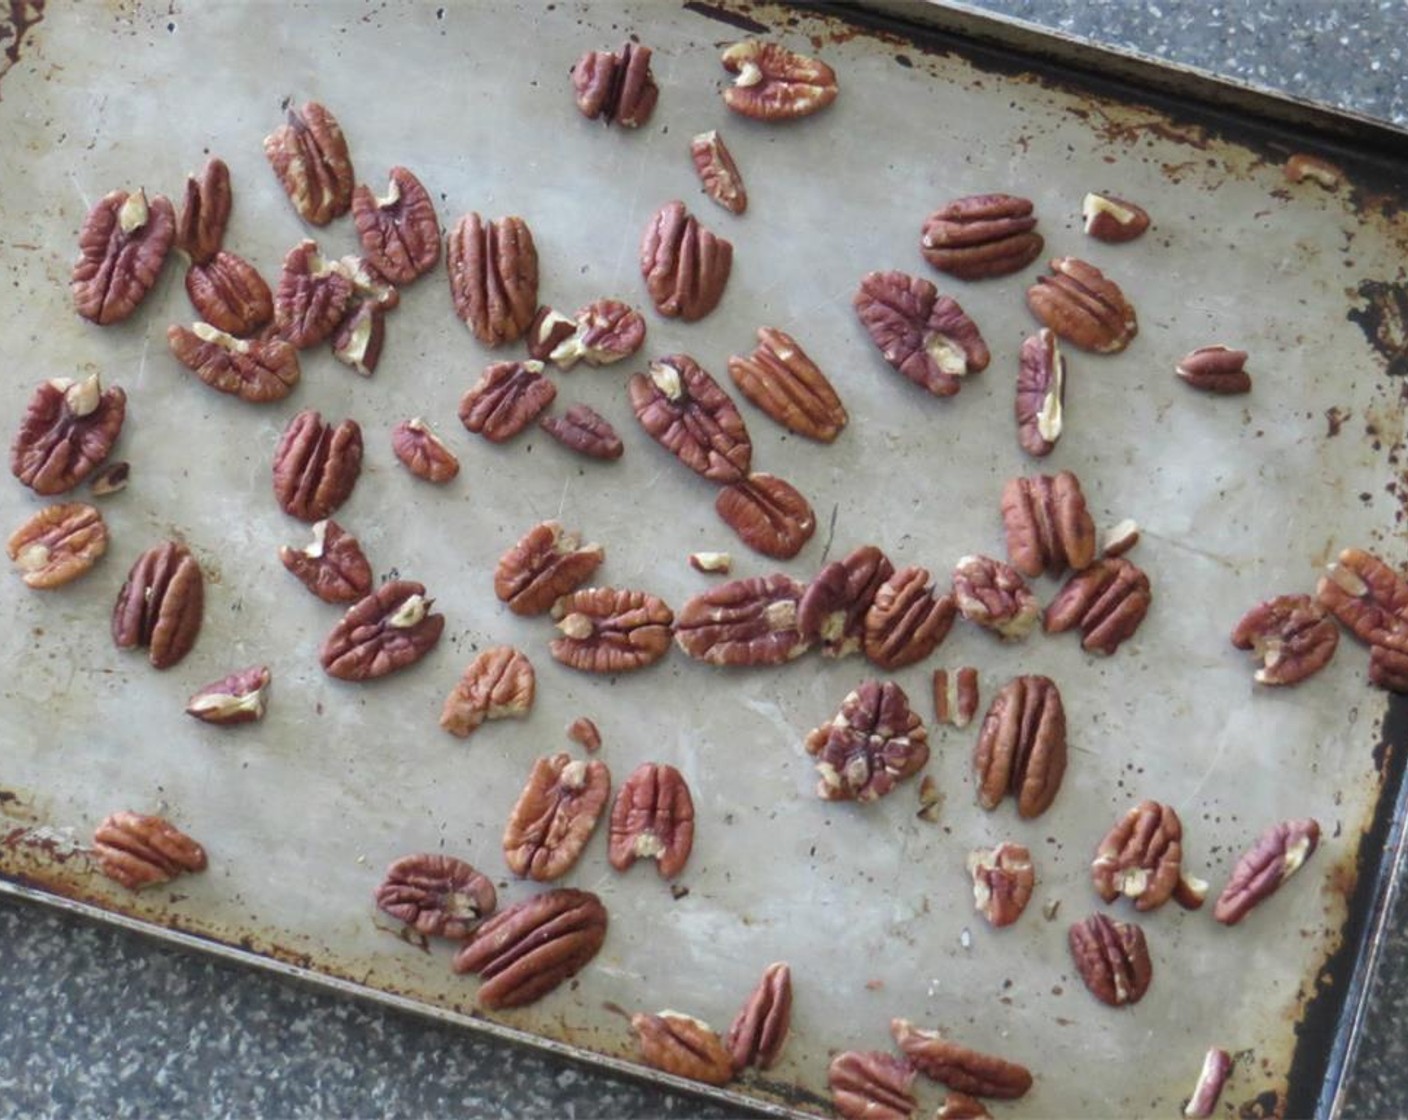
left=1214, top=818, right=1320, bottom=926
left=185, top=665, right=270, bottom=726
left=391, top=418, right=460, bottom=483
left=375, top=853, right=496, bottom=940
left=1177, top=345, right=1251, bottom=394
left=11, top=374, right=126, bottom=496
left=447, top=212, right=539, bottom=346
left=804, top=680, right=929, bottom=802
left=968, top=842, right=1035, bottom=928
left=166, top=323, right=300, bottom=403
left=920, top=194, right=1043, bottom=280
left=854, top=272, right=990, bottom=397
left=863, top=566, right=956, bottom=670
left=628, top=355, right=751, bottom=482
left=799, top=545, right=894, bottom=657
left=1045, top=556, right=1152, bottom=655
left=1231, top=594, right=1338, bottom=685
left=1317, top=548, right=1408, bottom=646
left=829, top=1051, right=917, bottom=1120
left=675, top=573, right=809, bottom=666
left=452, top=888, right=608, bottom=1010
left=440, top=646, right=535, bottom=738
left=331, top=302, right=385, bottom=377
left=609, top=762, right=695, bottom=879
left=539, top=404, right=624, bottom=461
left=727, top=326, right=847, bottom=442
left=112, top=541, right=204, bottom=669
left=8, top=503, right=107, bottom=589
left=933, top=667, right=979, bottom=728
left=725, top=962, right=791, bottom=1072
left=952, top=555, right=1040, bottom=641
left=715, top=473, right=815, bottom=560
left=351, top=166, right=440, bottom=285
left=273, top=239, right=355, bottom=349
left=319, top=580, right=444, bottom=681
left=938, top=1094, right=993, bottom=1120
left=551, top=587, right=674, bottom=673
left=691, top=130, right=747, bottom=215
left=1027, top=257, right=1138, bottom=354
left=175, top=158, right=232, bottom=264
left=503, top=753, right=611, bottom=882
left=572, top=42, right=658, bottom=127
left=891, top=1018, right=1033, bottom=1100
left=459, top=361, right=557, bottom=443
left=1001, top=471, right=1096, bottom=578
left=1069, top=912, right=1153, bottom=1006
left=1015, top=329, right=1066, bottom=458
left=1285, top=152, right=1343, bottom=190
left=495, top=521, right=605, bottom=616
left=1102, top=519, right=1140, bottom=558
left=88, top=460, right=130, bottom=497
left=71, top=188, right=176, bottom=325
left=640, top=201, right=733, bottom=322
left=1091, top=800, right=1206, bottom=912
left=542, top=298, right=647, bottom=370
left=272, top=409, right=363, bottom=522
left=263, top=101, right=354, bottom=226
left=528, top=307, right=577, bottom=362
left=279, top=519, right=372, bottom=604
left=1184, top=1048, right=1233, bottom=1119
left=185, top=251, right=275, bottom=336
left=974, top=675, right=1066, bottom=818
left=567, top=717, right=602, bottom=753
left=632, top=1011, right=734, bottom=1086
left=1082, top=192, right=1150, bottom=244
left=93, top=811, right=207, bottom=891
left=689, top=551, right=731, bottom=574
left=721, top=40, right=838, bottom=122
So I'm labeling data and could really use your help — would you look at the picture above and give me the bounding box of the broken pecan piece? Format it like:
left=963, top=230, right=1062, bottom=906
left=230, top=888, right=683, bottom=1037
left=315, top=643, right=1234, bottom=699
left=727, top=326, right=847, bottom=442
left=391, top=418, right=460, bottom=483
left=1184, top=1048, right=1234, bottom=1119
left=331, top=302, right=385, bottom=377
left=551, top=587, right=674, bottom=673
left=1069, top=912, right=1153, bottom=1006
left=691, top=130, right=747, bottom=215
left=272, top=409, right=363, bottom=522
left=263, top=101, right=354, bottom=226
left=721, top=40, right=838, bottom=121
left=640, top=201, right=732, bottom=322
left=1091, top=800, right=1202, bottom=912
left=279, top=519, right=372, bottom=604
left=539, top=404, right=624, bottom=461
left=974, top=675, right=1066, bottom=818
left=93, top=811, right=207, bottom=891
left=938, top=1094, right=993, bottom=1120
left=1015, top=329, right=1066, bottom=458
left=11, top=374, right=126, bottom=496
left=829, top=1051, right=917, bottom=1120
left=1177, top=345, right=1251, bottom=394
left=319, top=580, right=444, bottom=681
left=675, top=573, right=809, bottom=666
left=933, top=667, right=979, bottom=728
left=609, top=762, right=695, bottom=879
left=715, top=473, right=815, bottom=560
left=185, top=251, right=275, bottom=337
left=351, top=166, right=440, bottom=285
left=174, top=158, right=232, bottom=265
left=725, top=962, right=791, bottom=1072
left=440, top=646, right=535, bottom=738
left=1213, top=818, right=1320, bottom=926
left=273, top=239, right=355, bottom=349
left=544, top=298, right=647, bottom=370
left=863, top=566, right=955, bottom=670
left=804, top=679, right=929, bottom=802
left=968, top=842, right=1035, bottom=928
left=112, top=541, right=204, bottom=669
left=1370, top=639, right=1408, bottom=694
left=167, top=323, right=300, bottom=403
left=632, top=1011, right=734, bottom=1086
left=891, top=1018, right=1033, bottom=1100
left=495, top=521, right=605, bottom=617
left=952, top=555, right=1040, bottom=641
left=1027, top=257, right=1138, bottom=354
left=88, top=460, right=129, bottom=497
left=1231, top=594, right=1338, bottom=686
left=1317, top=548, right=1408, bottom=646
left=185, top=665, right=270, bottom=726
left=503, top=753, right=611, bottom=882
left=920, top=194, right=1043, bottom=280
left=1082, top=192, right=1150, bottom=244
left=71, top=188, right=176, bottom=325
left=8, top=502, right=107, bottom=589
left=628, top=355, right=752, bottom=482
left=1044, top=556, right=1152, bottom=655
left=447, top=212, right=539, bottom=346
left=375, top=853, right=496, bottom=940
left=567, top=716, right=602, bottom=753
left=338, top=254, right=401, bottom=311
left=854, top=271, right=989, bottom=397
left=572, top=42, right=658, bottom=127
left=1001, top=471, right=1096, bottom=578
left=799, top=545, right=894, bottom=657
left=459, top=360, right=556, bottom=443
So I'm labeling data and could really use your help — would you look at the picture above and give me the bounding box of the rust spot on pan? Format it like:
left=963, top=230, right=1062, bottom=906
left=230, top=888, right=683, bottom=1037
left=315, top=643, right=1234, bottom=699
left=681, top=0, right=770, bottom=37
left=1348, top=279, right=1408, bottom=378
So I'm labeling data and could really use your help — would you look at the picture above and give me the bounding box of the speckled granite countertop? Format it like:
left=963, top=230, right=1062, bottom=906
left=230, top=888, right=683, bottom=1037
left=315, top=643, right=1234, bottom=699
left=2, top=2, right=1405, bottom=1118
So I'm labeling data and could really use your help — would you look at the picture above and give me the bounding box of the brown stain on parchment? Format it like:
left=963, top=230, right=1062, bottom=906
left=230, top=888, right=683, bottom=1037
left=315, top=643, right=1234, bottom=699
left=0, top=0, right=44, bottom=95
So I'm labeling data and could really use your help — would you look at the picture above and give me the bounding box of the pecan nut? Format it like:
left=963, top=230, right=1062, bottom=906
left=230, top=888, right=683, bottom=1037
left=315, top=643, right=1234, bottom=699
left=112, top=541, right=204, bottom=669
left=71, top=188, right=176, bottom=325
left=628, top=355, right=752, bottom=482
left=93, top=811, right=207, bottom=891
left=715, top=473, right=815, bottom=560
left=854, top=271, right=988, bottom=398
left=933, top=666, right=979, bottom=728
left=263, top=101, right=354, bottom=226
left=1213, top=818, right=1320, bottom=926
left=1044, top=556, right=1152, bottom=655
left=1091, top=800, right=1203, bottom=912
left=862, top=566, right=955, bottom=670
left=351, top=166, right=440, bottom=285
left=1370, top=639, right=1408, bottom=694
left=528, top=306, right=577, bottom=362
left=272, top=409, right=363, bottom=522
left=551, top=587, right=674, bottom=673
left=452, top=888, right=608, bottom=1009
left=1317, top=548, right=1408, bottom=645
left=539, top=404, right=624, bottom=460
left=920, top=194, right=1043, bottom=280
left=319, top=580, right=445, bottom=681
left=1069, top=912, right=1153, bottom=1006
left=1177, top=345, right=1251, bottom=394
left=1082, top=192, right=1150, bottom=244
left=725, top=962, right=791, bottom=1072
left=572, top=42, right=658, bottom=127
left=967, top=842, right=1035, bottom=928
left=542, top=298, right=647, bottom=370
left=185, top=665, right=270, bottom=726
left=167, top=322, right=300, bottom=403
left=891, top=1018, right=1033, bottom=1100
left=273, top=239, right=355, bottom=349
left=608, top=762, right=695, bottom=879
left=1015, top=329, right=1066, bottom=458
left=279, top=519, right=372, bottom=604
left=675, top=573, right=809, bottom=666
left=11, top=374, right=126, bottom=495
left=459, top=360, right=556, bottom=443
left=632, top=1011, right=733, bottom=1086
left=567, top=716, right=603, bottom=753
left=691, top=129, right=748, bottom=215
left=952, top=555, right=1040, bottom=641
left=720, top=40, right=838, bottom=121
left=1184, top=1048, right=1234, bottom=1119
left=331, top=302, right=385, bottom=377
left=503, top=753, right=611, bottom=882
left=799, top=544, right=894, bottom=657
left=391, top=418, right=460, bottom=483
left=375, top=853, right=496, bottom=940
left=829, top=1051, right=917, bottom=1120
left=1027, top=257, right=1138, bottom=354
left=495, top=521, right=605, bottom=616
left=8, top=502, right=108, bottom=589
left=441, top=646, right=535, bottom=738
left=1001, top=471, right=1095, bottom=577
left=337, top=254, right=401, bottom=311
left=973, top=675, right=1066, bottom=818
left=447, top=212, right=539, bottom=346
left=804, top=679, right=929, bottom=802
left=88, top=460, right=130, bottom=497
left=1231, top=594, right=1338, bottom=685
left=938, top=1094, right=993, bottom=1120
left=185, top=251, right=275, bottom=336
left=174, top=158, right=232, bottom=264
left=727, top=327, right=847, bottom=442
left=640, top=201, right=732, bottom=322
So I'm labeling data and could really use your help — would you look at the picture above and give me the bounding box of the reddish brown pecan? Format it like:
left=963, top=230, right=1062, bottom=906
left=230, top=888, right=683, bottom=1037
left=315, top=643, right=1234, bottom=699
left=863, top=566, right=955, bottom=670
left=543, top=298, right=647, bottom=370
left=503, top=753, right=611, bottom=882
left=551, top=587, right=674, bottom=673
left=375, top=853, right=496, bottom=940
left=974, top=675, right=1066, bottom=818
left=112, top=540, right=204, bottom=669
left=675, top=573, right=809, bottom=666
left=1177, top=345, right=1251, bottom=394
left=691, top=130, right=748, bottom=215
left=1091, top=800, right=1206, bottom=912
left=174, top=158, right=232, bottom=264
left=1069, top=912, right=1153, bottom=1006
left=727, top=326, right=847, bottom=442
left=628, top=355, right=752, bottom=482
left=567, top=716, right=603, bottom=753
left=273, top=239, right=355, bottom=349
left=167, top=323, right=300, bottom=403
left=631, top=1011, right=734, bottom=1086
left=720, top=40, right=838, bottom=121
left=7, top=502, right=108, bottom=590
left=1027, top=257, right=1138, bottom=354
left=440, top=646, right=535, bottom=738
left=494, top=521, right=605, bottom=617
left=11, top=375, right=126, bottom=496
left=319, top=580, right=445, bottom=681
left=71, top=188, right=176, bottom=325
left=451, top=888, right=608, bottom=1010
left=608, top=762, right=695, bottom=879
left=447, top=212, right=539, bottom=346
left=891, top=1018, right=1033, bottom=1100
left=920, top=193, right=1043, bottom=280
left=272, top=410, right=363, bottom=522
left=829, top=1051, right=917, bottom=1120
left=185, top=665, right=270, bottom=726
left=185, top=251, right=275, bottom=337
left=1001, top=471, right=1096, bottom=578
left=1231, top=594, right=1338, bottom=686
left=539, top=404, right=624, bottom=461
left=1316, top=548, right=1408, bottom=645
left=391, top=418, right=459, bottom=483
left=1045, top=556, right=1152, bottom=655
left=715, top=473, right=815, bottom=560
left=854, top=271, right=989, bottom=397
left=1184, top=1048, right=1234, bottom=1119
left=1015, top=329, right=1066, bottom=458
left=279, top=519, right=372, bottom=604
left=640, top=201, right=732, bottom=322
left=1370, top=639, right=1408, bottom=694
left=331, top=302, right=385, bottom=377
left=952, top=555, right=1040, bottom=641
left=263, top=101, right=354, bottom=226
left=1082, top=192, right=1150, bottom=244
left=938, top=1094, right=993, bottom=1120
left=572, top=42, right=659, bottom=127
left=459, top=360, right=556, bottom=443
left=933, top=666, right=980, bottom=728
left=725, top=962, right=791, bottom=1072
left=799, top=544, right=894, bottom=657
left=804, top=679, right=929, bottom=802
left=93, top=811, right=207, bottom=891
left=1214, top=818, right=1320, bottom=926
left=967, top=842, right=1035, bottom=928
left=351, top=166, right=440, bottom=285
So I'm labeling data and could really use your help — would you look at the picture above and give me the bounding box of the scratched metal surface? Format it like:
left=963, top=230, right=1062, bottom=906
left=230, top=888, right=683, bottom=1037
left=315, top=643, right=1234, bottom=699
left=2, top=1, right=1407, bottom=1116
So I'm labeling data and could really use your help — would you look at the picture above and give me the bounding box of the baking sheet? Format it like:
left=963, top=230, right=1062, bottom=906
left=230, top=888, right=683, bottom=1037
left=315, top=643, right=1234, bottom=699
left=3, top=1, right=1408, bottom=1116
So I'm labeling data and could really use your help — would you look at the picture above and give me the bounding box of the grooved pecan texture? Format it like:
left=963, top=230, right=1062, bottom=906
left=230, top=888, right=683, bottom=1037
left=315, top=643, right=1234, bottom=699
left=725, top=962, right=792, bottom=1072
left=1316, top=548, right=1408, bottom=646
left=11, top=375, right=126, bottom=496
left=640, top=201, right=732, bottom=322
left=952, top=555, right=1041, bottom=641
left=720, top=40, right=838, bottom=121
left=804, top=679, right=929, bottom=802
left=167, top=323, right=300, bottom=403
left=691, top=130, right=748, bottom=215
left=263, top=101, right=354, bottom=226
left=440, top=646, right=535, bottom=738
left=447, top=212, right=539, bottom=346
left=799, top=544, right=894, bottom=658
left=539, top=404, right=624, bottom=460
left=968, top=841, right=1035, bottom=928
left=1091, top=800, right=1192, bottom=912
left=829, top=1051, right=917, bottom=1120
left=375, top=853, right=497, bottom=940
left=93, top=811, right=208, bottom=891
left=854, top=271, right=989, bottom=397
left=550, top=587, right=674, bottom=673
left=1027, top=257, right=1137, bottom=354
left=495, top=521, right=605, bottom=617
left=631, top=1011, right=734, bottom=1086
left=572, top=42, right=659, bottom=127
left=272, top=409, right=363, bottom=522
left=608, top=762, right=695, bottom=879
left=112, top=540, right=204, bottom=669
left=72, top=188, right=176, bottom=325
left=503, top=753, right=611, bottom=882
left=459, top=360, right=556, bottom=442
left=185, top=251, right=275, bottom=336
left=273, top=239, right=355, bottom=349
left=351, top=166, right=441, bottom=285
left=175, top=158, right=232, bottom=265
left=920, top=194, right=1043, bottom=280
left=279, top=519, right=372, bottom=604
left=185, top=665, right=271, bottom=726
left=675, top=573, right=809, bottom=666
left=1001, top=471, right=1096, bottom=578
left=1044, top=556, right=1152, bottom=655
left=973, top=675, right=1066, bottom=819
left=1213, top=817, right=1320, bottom=926
left=391, top=418, right=459, bottom=483
left=1069, top=912, right=1153, bottom=1006
left=727, top=327, right=846, bottom=442
left=1231, top=594, right=1338, bottom=686
left=319, top=580, right=444, bottom=681
left=715, top=473, right=815, bottom=560
left=1177, top=345, right=1251, bottom=394
left=629, top=355, right=752, bottom=482
left=1015, top=329, right=1065, bottom=458
left=7, top=502, right=108, bottom=589
left=863, top=565, right=956, bottom=670
left=891, top=1018, right=1033, bottom=1100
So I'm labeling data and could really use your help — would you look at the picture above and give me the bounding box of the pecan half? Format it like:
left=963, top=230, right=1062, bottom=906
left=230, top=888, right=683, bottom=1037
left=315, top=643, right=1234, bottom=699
left=93, top=811, right=207, bottom=891
left=1044, top=556, right=1152, bottom=655
left=1317, top=548, right=1408, bottom=645
left=167, top=322, right=300, bottom=403
left=1082, top=192, right=1150, bottom=244
left=855, top=272, right=989, bottom=398
left=279, top=519, right=372, bottom=604
left=863, top=566, right=955, bottom=670
left=725, top=962, right=791, bottom=1072
left=495, top=521, right=605, bottom=616
left=503, top=753, right=611, bottom=882
left=112, top=541, right=204, bottom=669
left=1069, top=912, right=1153, bottom=1006
left=920, top=194, right=1043, bottom=280
left=351, top=166, right=440, bottom=285
left=1177, top=345, right=1251, bottom=394
left=952, top=555, right=1040, bottom=641
left=331, top=302, right=385, bottom=377
left=1091, top=800, right=1202, bottom=912
left=691, top=130, right=747, bottom=215
left=968, top=842, right=1035, bottom=928
left=185, top=665, right=270, bottom=726
left=459, top=360, right=556, bottom=443
left=1214, top=818, right=1320, bottom=926
left=1231, top=594, right=1338, bottom=685
left=375, top=853, right=496, bottom=940
left=608, top=762, right=695, bottom=879
left=8, top=502, right=107, bottom=589
left=543, top=298, right=647, bottom=370
left=829, top=1051, right=917, bottom=1120
left=632, top=1011, right=734, bottom=1086
left=319, top=580, right=445, bottom=681
left=11, top=374, right=126, bottom=496
left=675, top=573, right=809, bottom=666
left=391, top=418, right=459, bottom=483
left=1014, top=329, right=1066, bottom=457
left=441, top=646, right=535, bottom=738
left=451, top=888, right=608, bottom=1010
left=174, top=158, right=232, bottom=264
left=728, top=326, right=847, bottom=442
left=933, top=667, right=979, bottom=728
left=539, top=404, right=624, bottom=460
left=1027, top=257, right=1138, bottom=354
left=572, top=42, right=658, bottom=127
left=184, top=251, right=275, bottom=336
left=804, top=679, right=929, bottom=802
left=720, top=40, right=838, bottom=121
left=628, top=355, right=752, bottom=482
left=640, top=201, right=732, bottom=322
left=447, top=212, right=539, bottom=346
left=263, top=101, right=354, bottom=226
left=71, top=188, right=176, bottom=325
left=891, top=1018, right=1033, bottom=1100
left=799, top=545, right=894, bottom=657
left=1001, top=471, right=1096, bottom=578
left=974, top=675, right=1066, bottom=818
left=715, top=473, right=815, bottom=560
left=551, top=587, right=674, bottom=673
left=273, top=239, right=355, bottom=349
left=1184, top=1048, right=1234, bottom=1119
left=272, top=409, right=363, bottom=522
